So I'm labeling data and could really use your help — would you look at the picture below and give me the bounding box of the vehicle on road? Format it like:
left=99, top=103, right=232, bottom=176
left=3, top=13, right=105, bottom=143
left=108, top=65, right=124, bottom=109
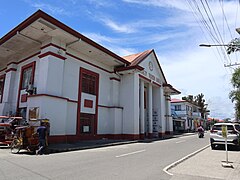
left=0, top=116, right=23, bottom=146
left=210, top=122, right=240, bottom=149
left=10, top=119, right=50, bottom=154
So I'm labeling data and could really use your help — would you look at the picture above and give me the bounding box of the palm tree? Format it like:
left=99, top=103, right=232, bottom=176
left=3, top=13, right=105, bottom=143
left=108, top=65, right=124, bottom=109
left=229, top=67, right=240, bottom=120
left=194, top=93, right=208, bottom=119
left=182, top=95, right=194, bottom=102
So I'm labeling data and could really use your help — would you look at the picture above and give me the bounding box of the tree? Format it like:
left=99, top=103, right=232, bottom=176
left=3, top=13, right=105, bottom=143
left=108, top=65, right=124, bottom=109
left=194, top=93, right=208, bottom=119
left=226, top=38, right=240, bottom=54
left=229, top=67, right=240, bottom=121
left=182, top=95, right=194, bottom=102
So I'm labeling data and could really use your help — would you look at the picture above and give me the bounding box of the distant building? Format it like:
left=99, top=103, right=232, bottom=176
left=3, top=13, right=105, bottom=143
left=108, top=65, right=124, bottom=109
left=171, top=98, right=206, bottom=132
left=0, top=10, right=180, bottom=143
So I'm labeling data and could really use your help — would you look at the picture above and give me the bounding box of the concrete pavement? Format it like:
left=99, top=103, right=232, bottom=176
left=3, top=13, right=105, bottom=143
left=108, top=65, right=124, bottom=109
left=168, top=146, right=240, bottom=180
left=47, top=132, right=196, bottom=153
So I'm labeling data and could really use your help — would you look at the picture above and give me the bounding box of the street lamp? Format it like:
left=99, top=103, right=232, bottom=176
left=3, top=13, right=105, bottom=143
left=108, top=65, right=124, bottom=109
left=199, top=44, right=233, bottom=47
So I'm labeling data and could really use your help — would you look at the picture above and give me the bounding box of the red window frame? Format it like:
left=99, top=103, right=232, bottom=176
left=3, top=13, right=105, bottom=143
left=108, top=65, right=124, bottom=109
left=0, top=74, right=6, bottom=103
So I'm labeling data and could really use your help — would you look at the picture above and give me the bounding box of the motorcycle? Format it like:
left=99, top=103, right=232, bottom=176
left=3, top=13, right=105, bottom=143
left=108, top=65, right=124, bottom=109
left=198, top=131, right=204, bottom=138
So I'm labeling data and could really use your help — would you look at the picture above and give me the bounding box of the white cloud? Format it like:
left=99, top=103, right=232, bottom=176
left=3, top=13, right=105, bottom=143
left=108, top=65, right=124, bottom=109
left=122, top=0, right=190, bottom=11
left=160, top=46, right=234, bottom=119
left=101, top=18, right=136, bottom=33
left=24, top=0, right=73, bottom=16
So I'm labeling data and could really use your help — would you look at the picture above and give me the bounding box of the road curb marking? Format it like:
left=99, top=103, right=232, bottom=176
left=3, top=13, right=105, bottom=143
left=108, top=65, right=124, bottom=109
left=163, top=144, right=210, bottom=176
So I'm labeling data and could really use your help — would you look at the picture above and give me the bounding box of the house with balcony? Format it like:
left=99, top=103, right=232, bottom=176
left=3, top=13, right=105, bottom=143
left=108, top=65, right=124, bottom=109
left=0, top=10, right=180, bottom=143
left=171, top=98, right=202, bottom=132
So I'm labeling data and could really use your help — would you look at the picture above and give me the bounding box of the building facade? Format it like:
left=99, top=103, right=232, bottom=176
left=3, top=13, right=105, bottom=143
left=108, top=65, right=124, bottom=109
left=171, top=98, right=208, bottom=132
left=0, top=10, right=180, bottom=143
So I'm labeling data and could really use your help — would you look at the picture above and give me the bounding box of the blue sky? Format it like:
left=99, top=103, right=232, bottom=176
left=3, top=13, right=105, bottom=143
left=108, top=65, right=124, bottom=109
left=1, top=0, right=240, bottom=119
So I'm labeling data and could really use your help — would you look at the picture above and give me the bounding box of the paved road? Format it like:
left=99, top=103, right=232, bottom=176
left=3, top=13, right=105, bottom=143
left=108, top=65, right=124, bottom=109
left=0, top=133, right=210, bottom=180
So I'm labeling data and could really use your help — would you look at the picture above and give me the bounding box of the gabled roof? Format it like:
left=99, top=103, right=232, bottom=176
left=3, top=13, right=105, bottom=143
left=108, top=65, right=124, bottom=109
left=171, top=98, right=186, bottom=103
left=122, top=49, right=168, bottom=83
left=123, top=49, right=152, bottom=66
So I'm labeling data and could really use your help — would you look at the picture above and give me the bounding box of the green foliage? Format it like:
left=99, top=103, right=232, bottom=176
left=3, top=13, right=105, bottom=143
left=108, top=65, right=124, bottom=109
left=226, top=38, right=240, bottom=55
left=229, top=67, right=240, bottom=120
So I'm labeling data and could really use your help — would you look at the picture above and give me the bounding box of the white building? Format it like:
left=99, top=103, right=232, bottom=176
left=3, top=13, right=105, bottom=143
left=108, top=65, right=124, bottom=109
left=0, top=10, right=180, bottom=143
left=171, top=99, right=202, bottom=132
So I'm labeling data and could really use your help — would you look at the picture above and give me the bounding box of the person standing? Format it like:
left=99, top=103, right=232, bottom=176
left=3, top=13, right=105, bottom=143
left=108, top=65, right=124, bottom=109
left=36, top=123, right=47, bottom=155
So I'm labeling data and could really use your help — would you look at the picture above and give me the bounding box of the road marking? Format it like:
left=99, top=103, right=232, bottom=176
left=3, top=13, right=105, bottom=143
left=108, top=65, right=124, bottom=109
left=163, top=144, right=210, bottom=176
left=116, top=149, right=146, bottom=158
left=176, top=140, right=186, bottom=144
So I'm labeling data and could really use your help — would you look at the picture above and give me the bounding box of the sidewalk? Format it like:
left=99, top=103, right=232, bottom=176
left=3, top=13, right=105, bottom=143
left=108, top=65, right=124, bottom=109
left=47, top=132, right=196, bottom=153
left=169, top=146, right=240, bottom=180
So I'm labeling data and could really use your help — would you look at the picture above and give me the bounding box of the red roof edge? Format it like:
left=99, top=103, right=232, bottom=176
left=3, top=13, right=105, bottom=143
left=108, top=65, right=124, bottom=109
left=115, top=65, right=144, bottom=72
left=0, top=10, right=130, bottom=66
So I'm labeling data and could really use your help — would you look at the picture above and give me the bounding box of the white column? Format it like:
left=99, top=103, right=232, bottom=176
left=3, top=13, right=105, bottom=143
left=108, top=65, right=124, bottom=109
left=166, top=97, right=173, bottom=132
left=148, top=83, right=153, bottom=135
left=159, top=86, right=165, bottom=135
left=140, top=80, right=145, bottom=134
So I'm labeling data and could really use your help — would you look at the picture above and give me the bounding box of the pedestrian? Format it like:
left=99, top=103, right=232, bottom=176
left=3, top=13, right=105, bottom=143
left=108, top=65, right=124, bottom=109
left=36, top=122, right=47, bottom=155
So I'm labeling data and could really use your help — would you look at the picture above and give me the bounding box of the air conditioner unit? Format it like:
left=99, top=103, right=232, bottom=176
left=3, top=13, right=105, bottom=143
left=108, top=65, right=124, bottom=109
left=26, top=84, right=34, bottom=95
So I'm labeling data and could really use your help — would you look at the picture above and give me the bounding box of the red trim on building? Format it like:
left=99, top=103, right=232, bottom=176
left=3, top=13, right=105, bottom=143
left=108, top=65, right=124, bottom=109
left=109, top=77, right=120, bottom=81
left=6, top=52, right=40, bottom=67
left=0, top=68, right=7, bottom=73
left=139, top=74, right=151, bottom=83
left=158, top=132, right=165, bottom=138
left=84, top=99, right=93, bottom=108
left=28, top=94, right=78, bottom=103
left=0, top=10, right=130, bottom=65
left=0, top=74, right=6, bottom=103
left=5, top=68, right=17, bottom=73
left=77, top=67, right=99, bottom=137
left=41, top=43, right=66, bottom=51
left=7, top=62, right=18, bottom=66
left=17, top=61, right=36, bottom=111
left=98, top=105, right=123, bottom=109
left=38, top=51, right=66, bottom=60
left=153, top=81, right=161, bottom=87
left=115, top=65, right=144, bottom=72
left=66, top=53, right=113, bottom=74
left=21, top=94, right=27, bottom=102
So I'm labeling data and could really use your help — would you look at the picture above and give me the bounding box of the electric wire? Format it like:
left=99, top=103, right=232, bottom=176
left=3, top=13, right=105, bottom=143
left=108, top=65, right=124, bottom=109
left=185, top=0, right=231, bottom=74
left=203, top=0, right=232, bottom=65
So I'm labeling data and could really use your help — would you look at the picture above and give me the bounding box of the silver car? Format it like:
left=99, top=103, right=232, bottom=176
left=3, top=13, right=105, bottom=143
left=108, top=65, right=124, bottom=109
left=210, top=123, right=240, bottom=149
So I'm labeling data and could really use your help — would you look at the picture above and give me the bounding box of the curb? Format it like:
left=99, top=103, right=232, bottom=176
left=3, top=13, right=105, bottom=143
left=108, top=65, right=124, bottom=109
left=48, top=133, right=197, bottom=154
left=163, top=144, right=210, bottom=176
left=48, top=140, right=139, bottom=154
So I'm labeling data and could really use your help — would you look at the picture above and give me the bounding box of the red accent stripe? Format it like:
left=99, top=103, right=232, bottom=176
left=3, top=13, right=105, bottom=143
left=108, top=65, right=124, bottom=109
left=38, top=51, right=66, bottom=60
left=41, top=43, right=66, bottom=51
left=5, top=68, right=17, bottom=73
left=0, top=74, right=6, bottom=103
left=139, top=74, right=151, bottom=82
left=28, top=94, right=78, bottom=103
left=7, top=52, right=40, bottom=66
left=153, top=81, right=161, bottom=87
left=98, top=105, right=123, bottom=109
left=0, top=68, right=7, bottom=73
left=109, top=77, right=120, bottom=81
left=17, top=61, right=36, bottom=111
left=67, top=52, right=113, bottom=74
left=0, top=10, right=130, bottom=65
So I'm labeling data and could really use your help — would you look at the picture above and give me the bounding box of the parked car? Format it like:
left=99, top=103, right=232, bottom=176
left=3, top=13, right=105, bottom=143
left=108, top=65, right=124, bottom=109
left=210, top=122, right=240, bottom=149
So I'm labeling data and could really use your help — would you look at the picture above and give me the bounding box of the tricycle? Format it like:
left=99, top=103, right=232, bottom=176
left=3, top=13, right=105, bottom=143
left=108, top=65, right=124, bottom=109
left=0, top=116, right=23, bottom=146
left=10, top=119, right=50, bottom=154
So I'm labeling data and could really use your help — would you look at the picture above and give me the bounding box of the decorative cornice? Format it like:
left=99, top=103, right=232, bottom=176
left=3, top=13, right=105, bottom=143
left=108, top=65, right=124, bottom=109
left=38, top=51, right=66, bottom=60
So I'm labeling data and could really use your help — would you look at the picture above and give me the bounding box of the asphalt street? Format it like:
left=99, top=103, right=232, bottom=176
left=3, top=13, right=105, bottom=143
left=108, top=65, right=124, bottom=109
left=0, top=133, right=210, bottom=180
